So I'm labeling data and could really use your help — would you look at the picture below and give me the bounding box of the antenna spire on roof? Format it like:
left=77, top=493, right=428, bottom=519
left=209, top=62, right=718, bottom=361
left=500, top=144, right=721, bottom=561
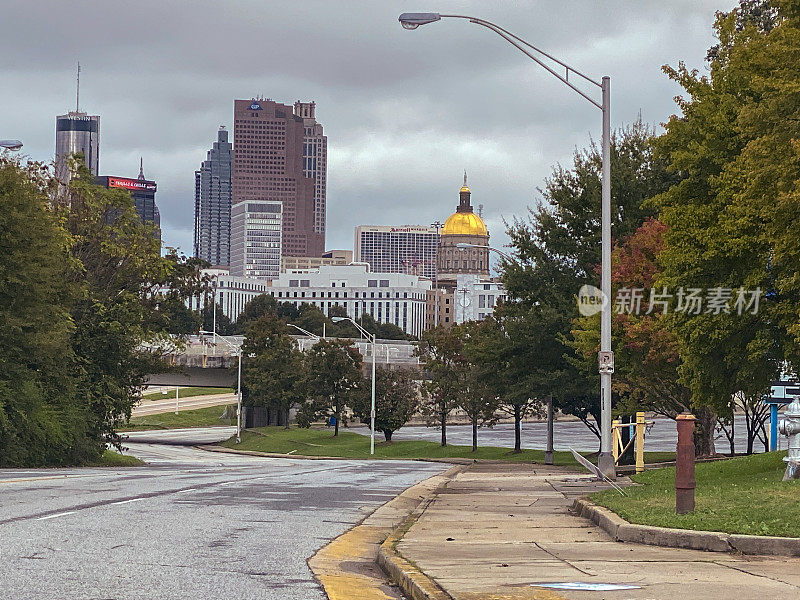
left=463, top=170, right=467, bottom=188
left=138, top=157, right=145, bottom=180
left=76, top=62, right=81, bottom=112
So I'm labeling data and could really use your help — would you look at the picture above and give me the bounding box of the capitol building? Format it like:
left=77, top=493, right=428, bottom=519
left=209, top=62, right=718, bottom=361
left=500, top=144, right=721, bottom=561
left=436, top=174, right=490, bottom=287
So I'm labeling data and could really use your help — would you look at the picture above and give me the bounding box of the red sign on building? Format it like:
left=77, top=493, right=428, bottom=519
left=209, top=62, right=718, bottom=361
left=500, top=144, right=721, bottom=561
left=108, top=176, right=156, bottom=192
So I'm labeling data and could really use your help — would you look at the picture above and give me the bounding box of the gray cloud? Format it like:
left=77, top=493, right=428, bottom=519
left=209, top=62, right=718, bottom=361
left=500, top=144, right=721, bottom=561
left=1, top=0, right=727, bottom=258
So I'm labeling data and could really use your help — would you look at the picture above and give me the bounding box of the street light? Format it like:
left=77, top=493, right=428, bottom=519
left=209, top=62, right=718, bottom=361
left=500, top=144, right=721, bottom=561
left=0, top=140, right=23, bottom=151
left=199, top=330, right=242, bottom=443
left=331, top=316, right=377, bottom=455
left=400, top=13, right=614, bottom=478
left=398, top=12, right=441, bottom=29
left=287, top=323, right=321, bottom=340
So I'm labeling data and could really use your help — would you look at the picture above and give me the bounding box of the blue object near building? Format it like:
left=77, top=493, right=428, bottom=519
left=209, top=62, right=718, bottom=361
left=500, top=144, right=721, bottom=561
left=764, top=380, right=799, bottom=451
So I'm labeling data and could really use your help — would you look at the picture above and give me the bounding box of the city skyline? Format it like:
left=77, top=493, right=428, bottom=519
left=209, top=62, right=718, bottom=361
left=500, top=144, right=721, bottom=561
left=1, top=1, right=722, bottom=262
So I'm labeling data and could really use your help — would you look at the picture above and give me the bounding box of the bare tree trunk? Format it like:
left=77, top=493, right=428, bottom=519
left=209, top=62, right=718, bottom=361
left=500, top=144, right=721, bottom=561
left=334, top=402, right=339, bottom=437
left=441, top=410, right=447, bottom=447
left=472, top=419, right=478, bottom=453
left=694, top=406, right=716, bottom=457
left=514, top=405, right=522, bottom=454
left=283, top=406, right=290, bottom=430
left=384, top=429, right=393, bottom=442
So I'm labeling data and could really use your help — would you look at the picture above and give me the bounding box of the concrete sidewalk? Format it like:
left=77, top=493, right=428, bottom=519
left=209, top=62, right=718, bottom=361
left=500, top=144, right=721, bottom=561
left=393, top=463, right=800, bottom=599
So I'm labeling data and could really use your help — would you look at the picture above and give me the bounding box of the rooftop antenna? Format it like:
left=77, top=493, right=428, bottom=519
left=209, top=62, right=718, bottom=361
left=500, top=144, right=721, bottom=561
left=76, top=62, right=81, bottom=112
left=138, top=157, right=144, bottom=180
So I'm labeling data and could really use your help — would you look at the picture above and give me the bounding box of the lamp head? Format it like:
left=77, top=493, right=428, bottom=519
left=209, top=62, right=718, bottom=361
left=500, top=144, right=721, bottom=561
left=456, top=243, right=473, bottom=249
left=0, top=140, right=23, bottom=151
left=331, top=317, right=347, bottom=323
left=398, top=12, right=441, bottom=29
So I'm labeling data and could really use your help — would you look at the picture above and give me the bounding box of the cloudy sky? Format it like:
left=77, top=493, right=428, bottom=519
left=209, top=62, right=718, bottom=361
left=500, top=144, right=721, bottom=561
left=1, top=0, right=727, bottom=267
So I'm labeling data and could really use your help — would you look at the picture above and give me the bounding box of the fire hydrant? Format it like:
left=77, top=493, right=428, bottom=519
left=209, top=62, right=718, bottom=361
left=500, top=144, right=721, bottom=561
left=779, top=395, right=800, bottom=481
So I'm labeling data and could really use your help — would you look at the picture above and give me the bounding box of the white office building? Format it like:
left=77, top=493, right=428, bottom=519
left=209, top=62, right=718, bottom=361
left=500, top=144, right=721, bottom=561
left=197, top=265, right=429, bottom=337
left=230, top=200, right=283, bottom=280
left=272, top=264, right=430, bottom=337
left=453, top=274, right=507, bottom=325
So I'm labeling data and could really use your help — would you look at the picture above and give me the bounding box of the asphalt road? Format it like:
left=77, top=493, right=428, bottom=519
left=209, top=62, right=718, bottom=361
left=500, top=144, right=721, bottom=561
left=0, top=430, right=446, bottom=600
left=360, top=414, right=770, bottom=454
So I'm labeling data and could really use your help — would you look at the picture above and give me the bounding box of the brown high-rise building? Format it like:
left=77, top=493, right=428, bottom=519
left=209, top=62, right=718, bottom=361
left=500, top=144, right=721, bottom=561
left=232, top=98, right=321, bottom=258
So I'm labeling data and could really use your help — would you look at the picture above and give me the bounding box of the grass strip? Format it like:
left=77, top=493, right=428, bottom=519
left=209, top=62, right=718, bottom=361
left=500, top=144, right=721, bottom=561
left=219, top=426, right=675, bottom=466
left=88, top=450, right=145, bottom=467
left=592, top=450, right=800, bottom=537
left=120, top=404, right=237, bottom=431
left=140, top=386, right=233, bottom=401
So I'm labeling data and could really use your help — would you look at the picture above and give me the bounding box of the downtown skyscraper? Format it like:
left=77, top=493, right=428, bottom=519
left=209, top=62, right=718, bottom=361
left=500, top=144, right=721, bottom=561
left=232, top=98, right=323, bottom=258
left=55, top=64, right=99, bottom=186
left=194, top=127, right=233, bottom=265
left=294, top=101, right=327, bottom=247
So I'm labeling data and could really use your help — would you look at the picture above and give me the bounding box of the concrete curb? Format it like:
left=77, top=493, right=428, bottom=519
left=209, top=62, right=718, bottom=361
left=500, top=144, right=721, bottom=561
left=572, top=497, right=800, bottom=557
left=199, top=444, right=481, bottom=464
left=305, top=463, right=465, bottom=600
left=375, top=473, right=461, bottom=600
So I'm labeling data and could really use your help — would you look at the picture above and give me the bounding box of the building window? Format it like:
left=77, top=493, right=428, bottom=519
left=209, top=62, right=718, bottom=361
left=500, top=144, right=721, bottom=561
left=479, top=295, right=485, bottom=308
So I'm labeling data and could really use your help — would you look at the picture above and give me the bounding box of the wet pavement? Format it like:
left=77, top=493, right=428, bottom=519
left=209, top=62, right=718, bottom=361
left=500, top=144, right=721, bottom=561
left=0, top=430, right=446, bottom=600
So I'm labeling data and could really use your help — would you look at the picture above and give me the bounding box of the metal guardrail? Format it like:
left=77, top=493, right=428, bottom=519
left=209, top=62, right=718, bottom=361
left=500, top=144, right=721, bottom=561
left=148, top=334, right=420, bottom=366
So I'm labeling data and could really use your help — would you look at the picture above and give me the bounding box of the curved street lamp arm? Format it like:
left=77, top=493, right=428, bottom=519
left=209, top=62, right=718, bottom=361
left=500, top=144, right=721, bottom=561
left=439, top=14, right=603, bottom=109
left=342, top=317, right=376, bottom=343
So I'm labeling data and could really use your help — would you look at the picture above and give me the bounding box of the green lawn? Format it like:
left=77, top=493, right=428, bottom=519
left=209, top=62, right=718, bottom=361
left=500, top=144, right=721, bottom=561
left=140, top=386, right=233, bottom=401
left=120, top=404, right=236, bottom=431
left=219, top=426, right=674, bottom=466
left=87, top=450, right=145, bottom=467
left=592, top=451, right=800, bottom=537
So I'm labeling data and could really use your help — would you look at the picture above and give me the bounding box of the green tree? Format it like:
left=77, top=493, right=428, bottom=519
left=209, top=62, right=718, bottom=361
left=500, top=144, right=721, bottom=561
left=298, top=339, right=365, bottom=436
left=502, top=121, right=677, bottom=439
left=65, top=163, right=176, bottom=451
left=649, top=1, right=795, bottom=453
left=241, top=312, right=305, bottom=427
left=202, top=301, right=234, bottom=335
left=0, top=158, right=93, bottom=466
left=235, top=294, right=300, bottom=334
left=417, top=325, right=468, bottom=446
left=351, top=368, right=419, bottom=442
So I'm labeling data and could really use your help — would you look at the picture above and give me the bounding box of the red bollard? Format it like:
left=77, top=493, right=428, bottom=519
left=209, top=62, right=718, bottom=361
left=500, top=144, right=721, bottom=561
left=675, top=413, right=696, bottom=514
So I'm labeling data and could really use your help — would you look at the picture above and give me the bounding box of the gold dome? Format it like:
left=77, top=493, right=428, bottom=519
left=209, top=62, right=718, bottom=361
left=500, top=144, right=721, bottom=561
left=460, top=185, right=470, bottom=193
left=442, top=211, right=488, bottom=236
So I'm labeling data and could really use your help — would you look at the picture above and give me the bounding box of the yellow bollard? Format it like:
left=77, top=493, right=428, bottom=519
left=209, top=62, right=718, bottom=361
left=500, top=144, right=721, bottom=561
left=612, top=419, right=621, bottom=464
left=635, top=411, right=645, bottom=473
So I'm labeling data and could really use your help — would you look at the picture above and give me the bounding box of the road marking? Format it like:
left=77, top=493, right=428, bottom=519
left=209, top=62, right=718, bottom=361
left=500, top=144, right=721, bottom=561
left=37, top=511, right=76, bottom=520
left=111, top=498, right=144, bottom=505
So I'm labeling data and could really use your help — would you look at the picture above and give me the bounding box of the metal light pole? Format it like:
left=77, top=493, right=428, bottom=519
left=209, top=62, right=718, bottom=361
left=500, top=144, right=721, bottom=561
left=236, top=347, right=242, bottom=443
left=399, top=12, right=615, bottom=478
left=199, top=330, right=242, bottom=443
left=332, top=316, right=376, bottom=455
left=431, top=220, right=444, bottom=328
left=0, top=140, right=23, bottom=151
